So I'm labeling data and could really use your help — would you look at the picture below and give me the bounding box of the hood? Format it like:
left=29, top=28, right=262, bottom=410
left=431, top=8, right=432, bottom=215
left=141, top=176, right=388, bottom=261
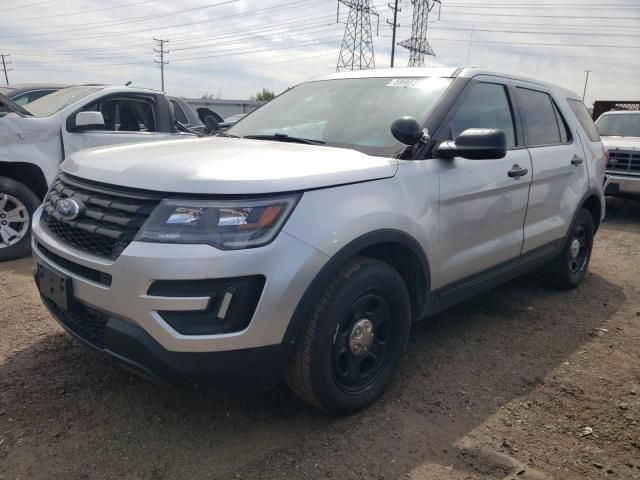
left=61, top=136, right=397, bottom=194
left=601, top=136, right=640, bottom=151
left=0, top=93, right=31, bottom=116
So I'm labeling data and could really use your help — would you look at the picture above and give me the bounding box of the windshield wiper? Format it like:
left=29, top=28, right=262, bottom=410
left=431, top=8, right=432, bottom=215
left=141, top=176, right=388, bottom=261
left=243, top=133, right=325, bottom=145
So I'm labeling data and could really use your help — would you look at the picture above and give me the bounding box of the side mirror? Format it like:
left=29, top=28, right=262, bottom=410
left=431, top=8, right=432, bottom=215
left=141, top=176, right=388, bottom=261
left=75, top=111, right=105, bottom=131
left=203, top=116, right=219, bottom=135
left=390, top=116, right=426, bottom=145
left=434, top=128, right=507, bottom=160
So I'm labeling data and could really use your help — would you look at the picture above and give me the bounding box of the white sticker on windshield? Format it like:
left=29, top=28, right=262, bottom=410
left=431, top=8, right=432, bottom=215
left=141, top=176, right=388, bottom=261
left=386, top=78, right=420, bottom=88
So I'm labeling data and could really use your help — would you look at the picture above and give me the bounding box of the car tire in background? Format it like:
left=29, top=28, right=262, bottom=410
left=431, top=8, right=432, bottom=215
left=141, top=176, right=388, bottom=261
left=539, top=208, right=594, bottom=290
left=0, top=177, right=40, bottom=261
left=286, top=256, right=412, bottom=415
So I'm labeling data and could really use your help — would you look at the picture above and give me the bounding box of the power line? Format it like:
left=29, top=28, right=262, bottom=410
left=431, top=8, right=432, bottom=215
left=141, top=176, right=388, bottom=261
left=1, top=54, right=11, bottom=85
left=0, top=0, right=330, bottom=44
left=336, top=0, right=379, bottom=71
left=16, top=0, right=156, bottom=22
left=2, top=0, right=60, bottom=12
left=0, top=0, right=240, bottom=39
left=154, top=38, right=169, bottom=92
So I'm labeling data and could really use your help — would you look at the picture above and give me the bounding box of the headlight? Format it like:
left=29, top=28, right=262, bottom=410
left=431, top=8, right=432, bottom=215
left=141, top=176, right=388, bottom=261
left=135, top=195, right=300, bottom=249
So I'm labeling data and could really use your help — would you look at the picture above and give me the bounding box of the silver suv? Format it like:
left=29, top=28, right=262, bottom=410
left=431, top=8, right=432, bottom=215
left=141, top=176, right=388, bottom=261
left=32, top=68, right=606, bottom=414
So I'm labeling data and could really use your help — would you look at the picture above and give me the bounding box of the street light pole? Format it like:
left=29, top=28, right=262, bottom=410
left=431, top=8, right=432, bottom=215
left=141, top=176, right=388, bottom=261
left=582, top=70, right=591, bottom=102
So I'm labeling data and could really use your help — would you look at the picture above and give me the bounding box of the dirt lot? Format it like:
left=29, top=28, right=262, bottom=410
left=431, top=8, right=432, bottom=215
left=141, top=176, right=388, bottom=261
left=1, top=198, right=639, bottom=480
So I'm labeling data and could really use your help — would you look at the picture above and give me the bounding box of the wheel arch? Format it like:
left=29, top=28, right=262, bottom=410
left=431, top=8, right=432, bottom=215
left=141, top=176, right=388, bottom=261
left=283, top=229, right=431, bottom=351
left=580, top=190, right=603, bottom=233
left=0, top=162, right=48, bottom=200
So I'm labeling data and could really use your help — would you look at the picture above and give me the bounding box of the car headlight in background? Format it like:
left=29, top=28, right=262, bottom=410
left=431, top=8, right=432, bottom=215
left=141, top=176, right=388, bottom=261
left=135, top=194, right=300, bottom=249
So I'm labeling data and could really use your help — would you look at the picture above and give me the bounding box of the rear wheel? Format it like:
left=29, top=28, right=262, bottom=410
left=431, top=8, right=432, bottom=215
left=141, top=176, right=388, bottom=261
left=539, top=209, right=594, bottom=289
left=0, top=177, right=40, bottom=261
left=286, top=256, right=411, bottom=415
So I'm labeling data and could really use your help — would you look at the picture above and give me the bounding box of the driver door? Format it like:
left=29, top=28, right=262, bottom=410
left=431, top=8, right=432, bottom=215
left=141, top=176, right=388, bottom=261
left=434, top=78, right=533, bottom=287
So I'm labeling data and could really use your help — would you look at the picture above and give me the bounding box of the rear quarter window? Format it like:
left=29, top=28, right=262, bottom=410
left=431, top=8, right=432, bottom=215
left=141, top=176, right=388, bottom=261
left=568, top=99, right=600, bottom=142
left=516, top=87, right=570, bottom=147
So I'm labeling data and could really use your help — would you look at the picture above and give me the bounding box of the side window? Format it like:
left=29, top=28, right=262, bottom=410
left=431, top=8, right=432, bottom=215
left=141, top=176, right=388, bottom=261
left=516, top=88, right=569, bottom=147
left=449, top=82, right=517, bottom=148
left=568, top=99, right=600, bottom=142
left=170, top=99, right=189, bottom=124
left=83, top=97, right=157, bottom=132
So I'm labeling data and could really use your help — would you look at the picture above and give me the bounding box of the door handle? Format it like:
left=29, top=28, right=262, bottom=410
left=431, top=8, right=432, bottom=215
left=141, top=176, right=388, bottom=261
left=571, top=155, right=584, bottom=166
left=508, top=165, right=529, bottom=178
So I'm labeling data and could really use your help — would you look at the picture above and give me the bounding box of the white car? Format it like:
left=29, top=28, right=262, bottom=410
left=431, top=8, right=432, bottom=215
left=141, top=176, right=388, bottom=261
left=596, top=110, right=640, bottom=196
left=0, top=85, right=192, bottom=260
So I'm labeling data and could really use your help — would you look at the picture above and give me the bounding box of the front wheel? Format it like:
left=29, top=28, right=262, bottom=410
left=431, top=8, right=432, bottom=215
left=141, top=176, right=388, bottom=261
left=0, top=177, right=40, bottom=262
left=286, top=256, right=412, bottom=415
left=539, top=209, right=594, bottom=290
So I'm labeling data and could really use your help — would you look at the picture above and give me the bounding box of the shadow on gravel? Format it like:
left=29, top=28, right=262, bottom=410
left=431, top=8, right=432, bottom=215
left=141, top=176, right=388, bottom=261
left=604, top=196, right=640, bottom=231
left=0, top=272, right=626, bottom=480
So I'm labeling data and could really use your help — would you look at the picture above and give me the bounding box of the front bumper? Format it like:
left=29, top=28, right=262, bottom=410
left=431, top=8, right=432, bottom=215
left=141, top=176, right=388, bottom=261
left=32, top=206, right=328, bottom=382
left=605, top=174, right=640, bottom=195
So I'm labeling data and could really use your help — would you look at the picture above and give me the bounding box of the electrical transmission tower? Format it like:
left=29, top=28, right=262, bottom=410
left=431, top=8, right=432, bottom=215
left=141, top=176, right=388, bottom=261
left=336, top=0, right=379, bottom=72
left=399, top=0, right=441, bottom=67
left=1, top=54, right=12, bottom=85
left=153, top=38, right=169, bottom=92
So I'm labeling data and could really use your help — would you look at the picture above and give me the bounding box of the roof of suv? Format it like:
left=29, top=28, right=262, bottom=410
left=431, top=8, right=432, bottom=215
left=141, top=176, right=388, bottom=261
left=312, top=67, right=581, bottom=100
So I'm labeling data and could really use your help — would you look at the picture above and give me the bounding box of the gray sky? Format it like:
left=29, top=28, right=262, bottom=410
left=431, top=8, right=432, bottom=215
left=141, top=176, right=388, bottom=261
left=1, top=0, right=639, bottom=104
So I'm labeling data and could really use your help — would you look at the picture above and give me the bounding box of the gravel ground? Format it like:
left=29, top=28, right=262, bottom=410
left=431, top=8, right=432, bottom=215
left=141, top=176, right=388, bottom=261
left=1, top=198, right=639, bottom=480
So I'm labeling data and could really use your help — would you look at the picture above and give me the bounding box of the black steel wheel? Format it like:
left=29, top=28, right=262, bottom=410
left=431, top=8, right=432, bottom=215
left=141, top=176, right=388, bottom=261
left=286, top=256, right=412, bottom=415
left=332, top=289, right=395, bottom=394
left=539, top=208, right=594, bottom=290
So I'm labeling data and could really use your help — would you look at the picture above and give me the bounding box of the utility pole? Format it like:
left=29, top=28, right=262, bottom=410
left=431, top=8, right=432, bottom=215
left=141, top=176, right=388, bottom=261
left=387, top=0, right=401, bottom=67
left=153, top=38, right=169, bottom=92
left=336, top=0, right=379, bottom=72
left=399, top=0, right=441, bottom=67
left=582, top=70, right=591, bottom=102
left=1, top=54, right=11, bottom=85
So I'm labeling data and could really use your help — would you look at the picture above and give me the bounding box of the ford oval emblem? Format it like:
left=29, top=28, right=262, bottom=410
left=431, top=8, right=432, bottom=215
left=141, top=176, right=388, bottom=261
left=55, top=198, right=81, bottom=220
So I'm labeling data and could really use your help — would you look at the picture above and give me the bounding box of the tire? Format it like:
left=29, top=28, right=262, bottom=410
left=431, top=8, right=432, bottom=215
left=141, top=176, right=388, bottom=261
left=286, top=256, right=412, bottom=415
left=0, top=177, right=40, bottom=262
left=539, top=209, right=594, bottom=290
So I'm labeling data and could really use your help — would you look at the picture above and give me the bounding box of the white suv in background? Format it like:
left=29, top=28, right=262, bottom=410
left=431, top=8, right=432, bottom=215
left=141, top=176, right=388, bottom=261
left=596, top=110, right=640, bottom=196
left=0, top=86, right=192, bottom=261
left=32, top=68, right=605, bottom=414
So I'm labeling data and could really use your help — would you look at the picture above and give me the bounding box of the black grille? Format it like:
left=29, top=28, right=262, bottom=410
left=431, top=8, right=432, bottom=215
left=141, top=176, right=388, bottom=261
left=607, top=150, right=640, bottom=175
left=45, top=298, right=109, bottom=348
left=41, top=174, right=162, bottom=260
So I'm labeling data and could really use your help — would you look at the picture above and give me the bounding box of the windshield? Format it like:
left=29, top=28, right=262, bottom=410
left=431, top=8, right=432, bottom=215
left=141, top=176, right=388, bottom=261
left=24, top=86, right=101, bottom=117
left=596, top=113, right=640, bottom=137
left=228, top=77, right=453, bottom=154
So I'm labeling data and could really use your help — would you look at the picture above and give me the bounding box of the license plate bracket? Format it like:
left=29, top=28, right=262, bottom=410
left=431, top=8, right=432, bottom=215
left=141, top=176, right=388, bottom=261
left=37, top=264, right=74, bottom=312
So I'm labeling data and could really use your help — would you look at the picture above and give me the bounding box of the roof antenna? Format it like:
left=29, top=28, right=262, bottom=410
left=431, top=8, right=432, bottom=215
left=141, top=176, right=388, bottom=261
left=125, top=81, right=132, bottom=86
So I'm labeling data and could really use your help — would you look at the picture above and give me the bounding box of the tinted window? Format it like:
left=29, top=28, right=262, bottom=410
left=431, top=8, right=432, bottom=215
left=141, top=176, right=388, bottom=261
left=83, top=97, right=157, bottom=132
left=568, top=99, right=600, bottom=142
left=517, top=88, right=568, bottom=147
left=171, top=99, right=189, bottom=124
left=449, top=82, right=516, bottom=148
